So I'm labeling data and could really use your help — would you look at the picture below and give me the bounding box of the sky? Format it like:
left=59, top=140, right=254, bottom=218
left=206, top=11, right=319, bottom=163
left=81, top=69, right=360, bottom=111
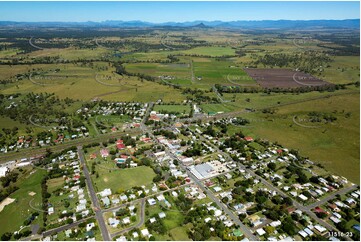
left=0, top=1, right=359, bottom=23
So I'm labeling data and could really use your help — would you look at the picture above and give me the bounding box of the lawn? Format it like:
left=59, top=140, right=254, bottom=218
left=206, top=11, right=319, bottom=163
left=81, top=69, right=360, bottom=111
left=0, top=169, right=47, bottom=236
left=91, top=166, right=156, bottom=193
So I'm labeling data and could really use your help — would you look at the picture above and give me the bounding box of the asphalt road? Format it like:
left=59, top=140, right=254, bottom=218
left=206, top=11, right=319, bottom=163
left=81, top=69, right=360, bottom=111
left=78, top=146, right=111, bottom=241
left=305, top=184, right=358, bottom=210
left=42, top=216, right=95, bottom=237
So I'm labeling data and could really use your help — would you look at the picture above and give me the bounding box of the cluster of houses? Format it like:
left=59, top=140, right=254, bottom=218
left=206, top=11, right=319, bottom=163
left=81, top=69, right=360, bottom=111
left=108, top=204, right=137, bottom=229
left=0, top=124, right=90, bottom=154
left=77, top=102, right=147, bottom=119
left=184, top=184, right=207, bottom=200
left=319, top=189, right=360, bottom=228
left=51, top=150, right=77, bottom=163
left=116, top=228, right=152, bottom=241
left=44, top=221, right=97, bottom=241
left=99, top=182, right=167, bottom=209
left=148, top=110, right=177, bottom=122
left=193, top=122, right=351, bottom=205
left=1, top=136, right=33, bottom=153
left=199, top=201, right=244, bottom=235
left=47, top=155, right=92, bottom=226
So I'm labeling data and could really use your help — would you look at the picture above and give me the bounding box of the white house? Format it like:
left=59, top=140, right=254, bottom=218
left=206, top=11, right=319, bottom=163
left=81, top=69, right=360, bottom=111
left=0, top=167, right=9, bottom=177
left=141, top=228, right=150, bottom=237
left=100, top=188, right=112, bottom=197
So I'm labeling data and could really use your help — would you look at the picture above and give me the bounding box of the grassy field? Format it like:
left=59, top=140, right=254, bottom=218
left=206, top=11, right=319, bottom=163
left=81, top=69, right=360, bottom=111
left=200, top=88, right=359, bottom=113
left=124, top=62, right=190, bottom=79
left=192, top=58, right=256, bottom=86
left=0, top=169, right=47, bottom=235
left=170, top=226, right=191, bottom=241
left=0, top=63, right=186, bottom=103
left=122, top=51, right=176, bottom=62
left=47, top=177, right=64, bottom=193
left=239, top=92, right=360, bottom=183
left=91, top=165, right=156, bottom=193
left=21, top=47, right=110, bottom=61
left=0, top=48, right=21, bottom=58
left=318, top=56, right=360, bottom=84
left=179, top=46, right=236, bottom=57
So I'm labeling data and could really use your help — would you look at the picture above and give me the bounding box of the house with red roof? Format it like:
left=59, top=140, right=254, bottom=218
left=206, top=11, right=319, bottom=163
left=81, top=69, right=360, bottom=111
left=73, top=174, right=81, bottom=180
left=244, top=136, right=254, bottom=142
left=141, top=137, right=152, bottom=143
left=100, top=148, right=109, bottom=158
left=313, top=207, right=327, bottom=214
left=117, top=143, right=125, bottom=150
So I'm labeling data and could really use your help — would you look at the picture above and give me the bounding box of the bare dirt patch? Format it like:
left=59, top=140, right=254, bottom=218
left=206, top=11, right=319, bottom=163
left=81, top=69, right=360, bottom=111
left=244, top=68, right=331, bottom=88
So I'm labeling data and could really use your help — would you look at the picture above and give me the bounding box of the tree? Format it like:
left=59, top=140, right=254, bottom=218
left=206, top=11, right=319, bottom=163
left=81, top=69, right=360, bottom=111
left=264, top=226, right=275, bottom=235
left=283, top=197, right=293, bottom=206
left=297, top=171, right=309, bottom=184
left=267, top=162, right=277, bottom=171
left=1, top=232, right=12, bottom=241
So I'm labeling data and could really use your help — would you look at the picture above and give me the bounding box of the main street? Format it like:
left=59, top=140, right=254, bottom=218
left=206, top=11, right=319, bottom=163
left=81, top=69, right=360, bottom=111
left=78, top=146, right=111, bottom=241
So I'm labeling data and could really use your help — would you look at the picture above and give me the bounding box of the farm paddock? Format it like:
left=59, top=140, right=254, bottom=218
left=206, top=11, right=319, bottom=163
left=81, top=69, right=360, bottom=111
left=244, top=68, right=331, bottom=88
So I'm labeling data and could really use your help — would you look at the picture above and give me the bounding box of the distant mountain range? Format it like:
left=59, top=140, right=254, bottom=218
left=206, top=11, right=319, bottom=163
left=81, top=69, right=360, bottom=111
left=0, top=19, right=359, bottom=29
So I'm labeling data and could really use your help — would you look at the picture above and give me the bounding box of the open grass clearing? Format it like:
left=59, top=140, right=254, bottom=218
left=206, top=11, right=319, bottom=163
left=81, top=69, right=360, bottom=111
left=91, top=166, right=156, bottom=193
